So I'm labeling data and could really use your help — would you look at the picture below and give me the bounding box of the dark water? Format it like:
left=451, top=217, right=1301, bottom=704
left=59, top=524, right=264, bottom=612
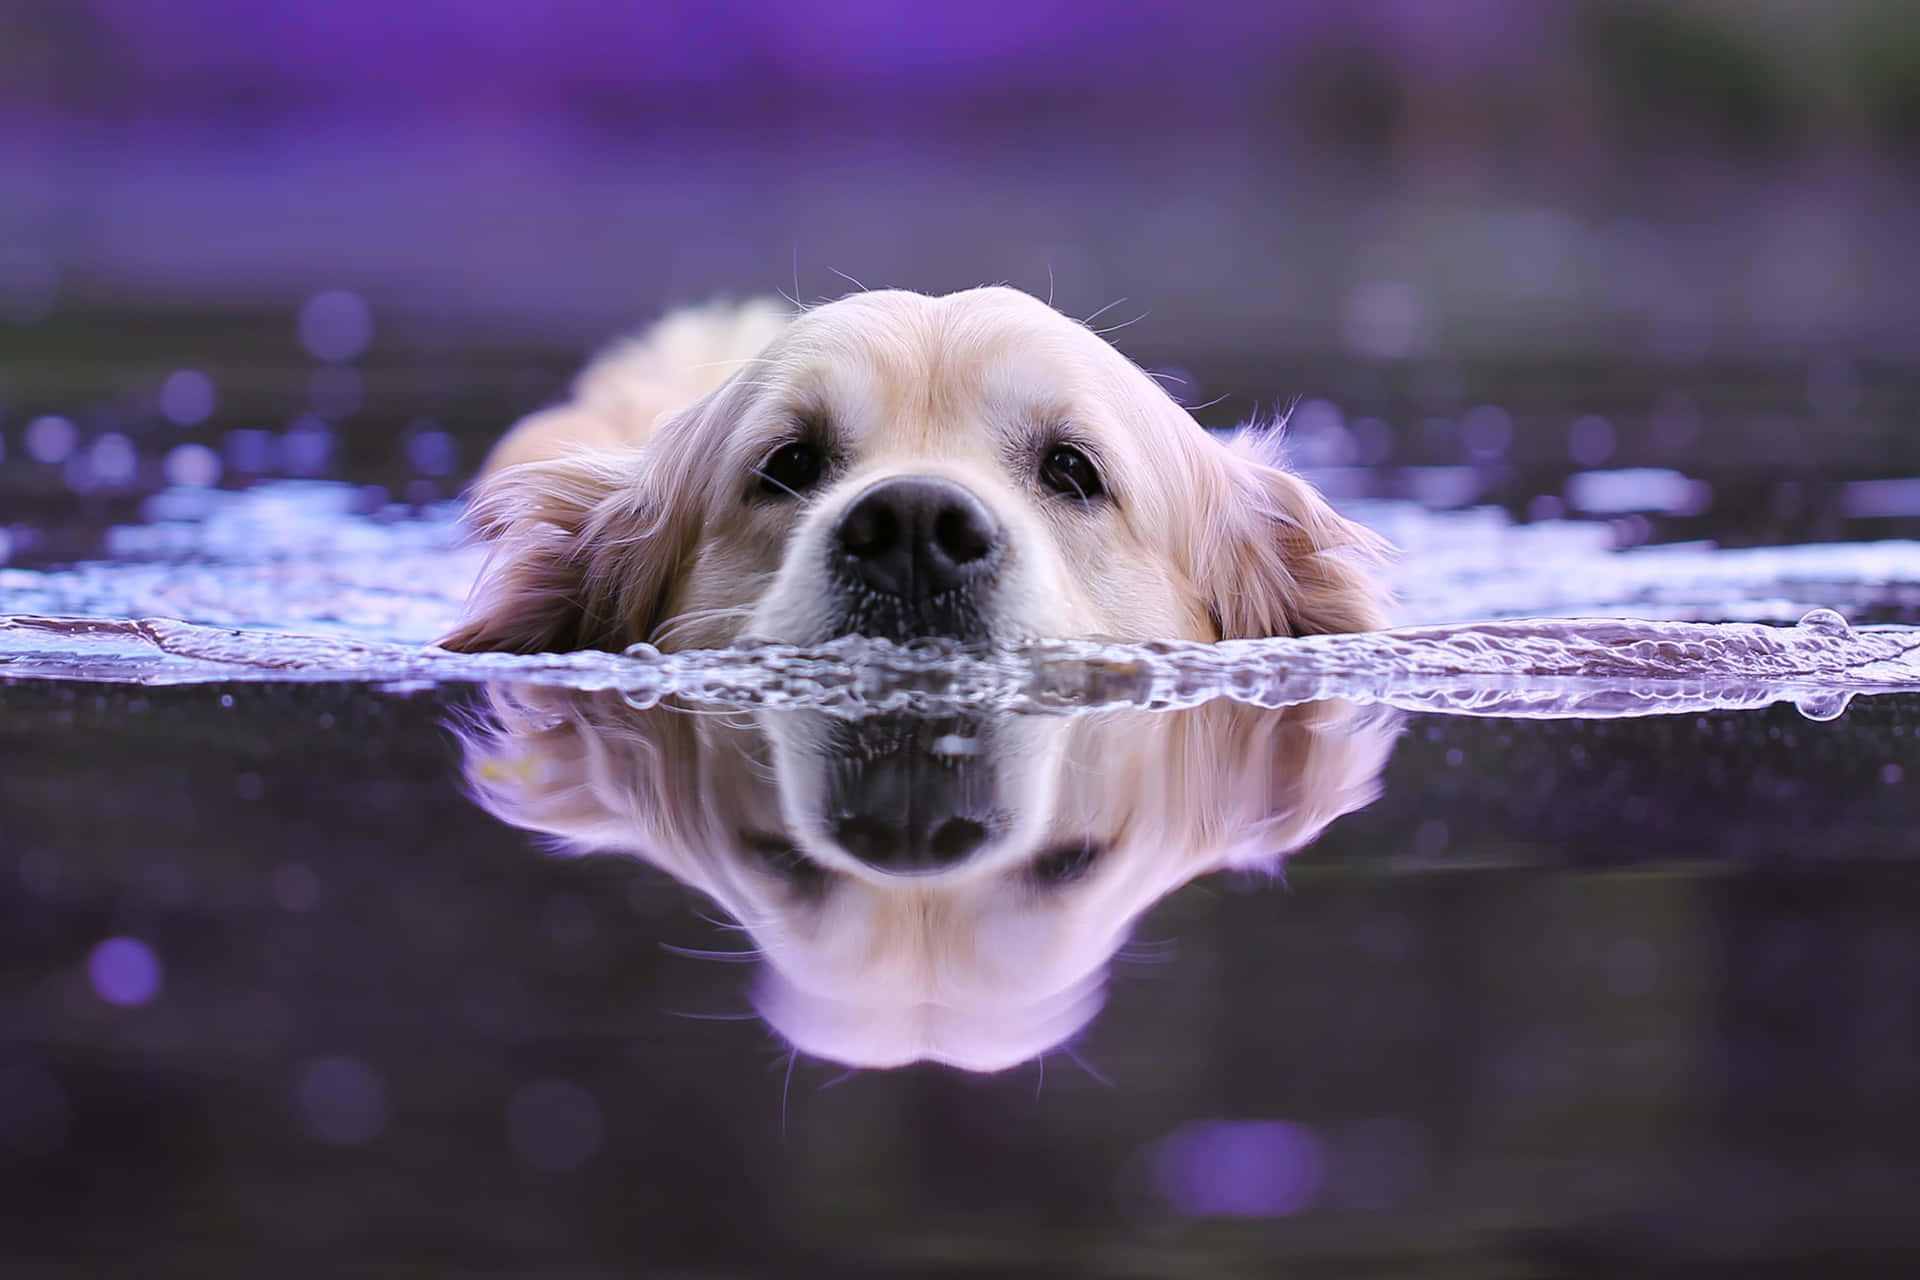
left=5, top=312, right=1920, bottom=1274
left=3, top=668, right=1919, bottom=1274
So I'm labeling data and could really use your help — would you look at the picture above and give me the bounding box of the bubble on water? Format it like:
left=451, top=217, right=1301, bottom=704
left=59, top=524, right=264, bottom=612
left=293, top=1055, right=389, bottom=1145
left=89, top=937, right=162, bottom=1007
left=24, top=415, right=77, bottom=464
left=1151, top=1119, right=1325, bottom=1217
left=1566, top=415, right=1616, bottom=467
left=162, top=442, right=223, bottom=488
left=506, top=1078, right=603, bottom=1173
left=1795, top=692, right=1853, bottom=722
left=298, top=290, right=373, bottom=363
left=158, top=370, right=217, bottom=426
left=1797, top=608, right=1852, bottom=637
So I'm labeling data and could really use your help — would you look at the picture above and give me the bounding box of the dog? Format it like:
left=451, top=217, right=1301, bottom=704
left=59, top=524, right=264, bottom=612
left=441, top=287, right=1389, bottom=654
left=459, top=687, right=1400, bottom=1071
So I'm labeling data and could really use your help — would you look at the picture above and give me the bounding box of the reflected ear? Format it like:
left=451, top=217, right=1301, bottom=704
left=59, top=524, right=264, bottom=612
left=1194, top=699, right=1402, bottom=869
left=439, top=449, right=694, bottom=654
left=1204, top=446, right=1393, bottom=638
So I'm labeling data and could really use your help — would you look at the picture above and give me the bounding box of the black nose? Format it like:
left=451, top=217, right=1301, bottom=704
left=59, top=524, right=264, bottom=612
left=832, top=815, right=990, bottom=874
left=833, top=477, right=1003, bottom=600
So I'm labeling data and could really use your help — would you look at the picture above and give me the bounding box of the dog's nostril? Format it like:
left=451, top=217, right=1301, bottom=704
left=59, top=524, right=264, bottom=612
left=927, top=817, right=987, bottom=863
left=838, top=501, right=898, bottom=561
left=832, top=816, right=901, bottom=867
left=933, top=507, right=993, bottom=566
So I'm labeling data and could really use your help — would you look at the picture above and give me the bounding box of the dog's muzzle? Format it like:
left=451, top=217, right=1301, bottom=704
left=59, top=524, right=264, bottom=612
left=829, top=476, right=1004, bottom=640
left=825, top=714, right=1002, bottom=874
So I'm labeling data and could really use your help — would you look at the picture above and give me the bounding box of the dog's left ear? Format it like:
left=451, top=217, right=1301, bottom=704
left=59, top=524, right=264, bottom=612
left=1201, top=444, right=1393, bottom=638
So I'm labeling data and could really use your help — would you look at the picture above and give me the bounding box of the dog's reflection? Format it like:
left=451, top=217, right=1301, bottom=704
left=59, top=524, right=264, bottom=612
left=459, top=690, right=1398, bottom=1072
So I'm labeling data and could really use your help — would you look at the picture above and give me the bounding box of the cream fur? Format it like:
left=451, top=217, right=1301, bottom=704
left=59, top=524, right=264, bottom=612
left=442, top=287, right=1390, bottom=654
left=459, top=688, right=1401, bottom=1071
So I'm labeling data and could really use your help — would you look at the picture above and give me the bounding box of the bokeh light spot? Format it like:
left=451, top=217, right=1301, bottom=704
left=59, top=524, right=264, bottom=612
left=1150, top=1119, right=1325, bottom=1217
left=24, top=416, right=78, bottom=464
left=162, top=442, right=223, bottom=488
left=1566, top=415, right=1617, bottom=467
left=159, top=369, right=217, bottom=426
left=89, top=936, right=162, bottom=1007
left=298, top=289, right=373, bottom=363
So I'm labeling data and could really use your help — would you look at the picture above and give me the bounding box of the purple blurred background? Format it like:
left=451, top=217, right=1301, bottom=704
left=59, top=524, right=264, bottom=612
left=4, top=0, right=1916, bottom=355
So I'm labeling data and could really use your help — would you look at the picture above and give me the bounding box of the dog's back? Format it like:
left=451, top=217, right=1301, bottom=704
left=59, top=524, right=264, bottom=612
left=482, top=297, right=791, bottom=473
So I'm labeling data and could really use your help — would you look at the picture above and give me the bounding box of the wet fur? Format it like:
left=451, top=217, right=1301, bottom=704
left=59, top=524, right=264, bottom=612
left=458, top=687, right=1400, bottom=1071
left=442, top=287, right=1389, bottom=654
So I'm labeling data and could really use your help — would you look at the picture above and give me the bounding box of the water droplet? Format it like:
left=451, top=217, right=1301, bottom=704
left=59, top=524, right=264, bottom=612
left=1795, top=692, right=1853, bottom=722
left=1796, top=608, right=1851, bottom=637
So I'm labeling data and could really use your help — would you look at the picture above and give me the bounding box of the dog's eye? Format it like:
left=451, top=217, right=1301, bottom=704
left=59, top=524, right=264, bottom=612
left=742, top=831, right=830, bottom=894
left=1030, top=838, right=1103, bottom=887
left=754, top=441, right=828, bottom=500
left=1038, top=444, right=1105, bottom=502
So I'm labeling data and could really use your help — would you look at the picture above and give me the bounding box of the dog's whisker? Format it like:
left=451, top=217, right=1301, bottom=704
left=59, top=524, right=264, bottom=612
left=1080, top=295, right=1128, bottom=326
left=815, top=1069, right=861, bottom=1093
left=1063, top=1044, right=1115, bottom=1089
left=660, top=941, right=762, bottom=963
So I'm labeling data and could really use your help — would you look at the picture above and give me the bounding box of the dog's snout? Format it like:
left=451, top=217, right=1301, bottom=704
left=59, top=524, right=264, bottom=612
left=833, top=815, right=989, bottom=874
left=834, top=477, right=1003, bottom=599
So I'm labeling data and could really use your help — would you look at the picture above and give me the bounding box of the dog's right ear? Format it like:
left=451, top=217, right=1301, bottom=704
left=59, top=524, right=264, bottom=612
left=438, top=451, right=691, bottom=654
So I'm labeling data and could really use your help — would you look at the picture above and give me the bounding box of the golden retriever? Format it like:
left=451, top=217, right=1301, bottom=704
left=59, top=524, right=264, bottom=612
left=441, top=287, right=1388, bottom=654
left=459, top=687, right=1400, bottom=1071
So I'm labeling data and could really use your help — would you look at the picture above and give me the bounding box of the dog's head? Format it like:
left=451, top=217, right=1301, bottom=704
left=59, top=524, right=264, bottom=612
left=442, top=287, right=1389, bottom=654
left=459, top=688, right=1400, bottom=1071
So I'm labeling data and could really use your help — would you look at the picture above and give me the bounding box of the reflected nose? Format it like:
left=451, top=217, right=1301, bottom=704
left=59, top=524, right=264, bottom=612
left=833, top=477, right=1003, bottom=599
left=832, top=815, right=990, bottom=874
